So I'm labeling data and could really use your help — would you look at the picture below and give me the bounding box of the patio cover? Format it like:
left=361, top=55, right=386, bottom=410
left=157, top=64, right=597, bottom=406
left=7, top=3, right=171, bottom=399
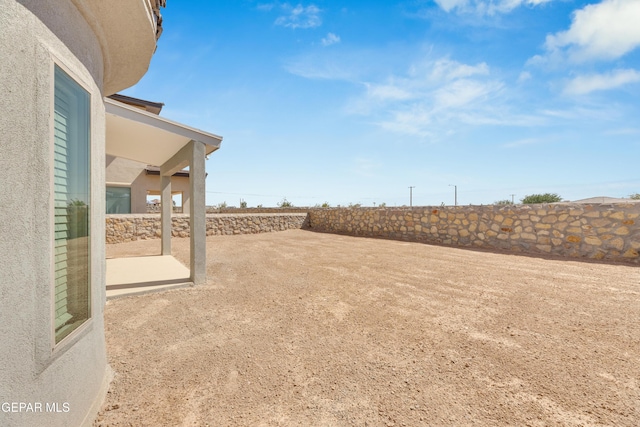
left=105, top=98, right=222, bottom=286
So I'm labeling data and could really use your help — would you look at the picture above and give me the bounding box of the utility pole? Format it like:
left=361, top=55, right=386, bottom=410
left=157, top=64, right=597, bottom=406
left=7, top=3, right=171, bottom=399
left=409, top=186, right=415, bottom=207
left=449, top=184, right=457, bottom=206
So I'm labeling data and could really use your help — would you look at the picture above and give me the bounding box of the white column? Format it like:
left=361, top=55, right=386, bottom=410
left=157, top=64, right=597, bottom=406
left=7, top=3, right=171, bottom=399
left=161, top=174, right=171, bottom=255
left=189, top=140, right=206, bottom=285
left=160, top=140, right=207, bottom=285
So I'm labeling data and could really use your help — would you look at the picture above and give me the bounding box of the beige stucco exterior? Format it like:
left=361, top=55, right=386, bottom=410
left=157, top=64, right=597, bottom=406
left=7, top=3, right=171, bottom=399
left=106, top=155, right=191, bottom=213
left=0, top=1, right=162, bottom=426
left=69, top=0, right=161, bottom=95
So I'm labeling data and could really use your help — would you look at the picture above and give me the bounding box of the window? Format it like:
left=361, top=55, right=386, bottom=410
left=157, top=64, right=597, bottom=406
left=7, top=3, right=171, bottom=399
left=53, top=65, right=91, bottom=344
left=106, top=186, right=131, bottom=214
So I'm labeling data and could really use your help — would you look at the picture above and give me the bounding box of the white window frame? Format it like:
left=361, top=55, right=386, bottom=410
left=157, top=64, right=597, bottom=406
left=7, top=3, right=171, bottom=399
left=49, top=60, right=93, bottom=351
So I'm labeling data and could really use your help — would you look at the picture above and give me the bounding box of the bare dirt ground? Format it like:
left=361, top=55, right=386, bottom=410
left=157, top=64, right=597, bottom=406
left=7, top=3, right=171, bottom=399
left=95, top=230, right=640, bottom=426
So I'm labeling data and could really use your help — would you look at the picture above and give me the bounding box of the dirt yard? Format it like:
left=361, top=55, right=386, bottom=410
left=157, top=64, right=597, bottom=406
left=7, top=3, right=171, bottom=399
left=95, top=230, right=640, bottom=426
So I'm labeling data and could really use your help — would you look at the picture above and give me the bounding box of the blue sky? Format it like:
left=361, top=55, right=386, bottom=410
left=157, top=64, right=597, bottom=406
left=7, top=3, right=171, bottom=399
left=123, top=0, right=640, bottom=207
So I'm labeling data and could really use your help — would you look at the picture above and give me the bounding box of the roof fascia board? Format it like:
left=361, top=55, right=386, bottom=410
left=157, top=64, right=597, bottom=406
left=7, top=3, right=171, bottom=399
left=108, top=94, right=164, bottom=113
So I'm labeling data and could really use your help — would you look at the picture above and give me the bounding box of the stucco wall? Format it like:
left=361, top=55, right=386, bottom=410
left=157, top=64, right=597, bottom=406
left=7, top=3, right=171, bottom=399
left=106, top=213, right=309, bottom=243
left=308, top=204, right=640, bottom=264
left=0, top=2, right=108, bottom=426
left=69, top=0, right=158, bottom=95
left=106, top=155, right=191, bottom=213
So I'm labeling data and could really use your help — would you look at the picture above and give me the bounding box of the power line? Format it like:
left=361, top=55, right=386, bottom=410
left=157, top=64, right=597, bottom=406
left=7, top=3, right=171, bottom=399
left=206, top=191, right=282, bottom=197
left=205, top=190, right=323, bottom=199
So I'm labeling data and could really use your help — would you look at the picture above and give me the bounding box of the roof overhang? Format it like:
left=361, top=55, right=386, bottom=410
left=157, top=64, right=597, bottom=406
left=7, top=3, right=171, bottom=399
left=72, top=0, right=165, bottom=95
left=109, top=94, right=164, bottom=115
left=105, top=98, right=222, bottom=167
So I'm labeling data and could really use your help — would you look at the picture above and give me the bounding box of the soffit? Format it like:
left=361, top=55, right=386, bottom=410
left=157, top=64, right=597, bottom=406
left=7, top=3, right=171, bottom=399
left=105, top=98, right=222, bottom=167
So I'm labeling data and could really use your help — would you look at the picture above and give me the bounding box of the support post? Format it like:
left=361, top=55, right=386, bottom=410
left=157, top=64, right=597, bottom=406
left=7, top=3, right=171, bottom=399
left=182, top=190, right=190, bottom=214
left=449, top=184, right=457, bottom=207
left=189, top=140, right=206, bottom=285
left=161, top=174, right=172, bottom=255
left=160, top=139, right=207, bottom=285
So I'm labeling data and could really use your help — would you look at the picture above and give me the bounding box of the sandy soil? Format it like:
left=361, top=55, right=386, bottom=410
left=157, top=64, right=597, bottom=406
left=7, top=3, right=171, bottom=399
left=95, top=230, right=640, bottom=426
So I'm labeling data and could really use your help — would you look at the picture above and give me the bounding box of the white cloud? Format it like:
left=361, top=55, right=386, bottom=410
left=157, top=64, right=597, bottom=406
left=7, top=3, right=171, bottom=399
left=379, top=108, right=434, bottom=137
left=368, top=59, right=495, bottom=105
left=543, top=0, right=640, bottom=63
left=321, top=33, right=340, bottom=46
left=366, top=58, right=490, bottom=105
left=563, top=69, right=640, bottom=95
left=285, top=49, right=386, bottom=82
left=286, top=51, right=550, bottom=137
left=365, top=82, right=413, bottom=101
left=434, top=0, right=469, bottom=13
left=284, top=55, right=356, bottom=80
left=433, top=79, right=500, bottom=109
left=517, top=71, right=532, bottom=83
left=541, top=105, right=619, bottom=121
left=350, top=58, right=508, bottom=136
left=434, top=0, right=553, bottom=16
left=427, top=58, right=489, bottom=81
left=274, top=4, right=322, bottom=29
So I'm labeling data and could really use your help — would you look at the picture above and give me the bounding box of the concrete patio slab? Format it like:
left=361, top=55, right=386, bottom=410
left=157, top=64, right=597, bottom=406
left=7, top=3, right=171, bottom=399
left=106, top=255, right=192, bottom=299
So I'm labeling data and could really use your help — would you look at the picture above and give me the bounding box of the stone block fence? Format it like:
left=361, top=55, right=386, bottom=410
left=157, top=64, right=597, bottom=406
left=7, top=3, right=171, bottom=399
left=206, top=207, right=311, bottom=214
left=307, top=203, right=640, bottom=264
left=106, top=203, right=640, bottom=264
left=105, top=213, right=309, bottom=244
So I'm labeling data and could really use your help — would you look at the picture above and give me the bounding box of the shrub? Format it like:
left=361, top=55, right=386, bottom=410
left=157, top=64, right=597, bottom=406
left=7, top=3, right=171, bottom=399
left=521, top=193, right=562, bottom=204
left=278, top=198, right=293, bottom=208
left=630, top=193, right=640, bottom=200
left=494, top=199, right=513, bottom=205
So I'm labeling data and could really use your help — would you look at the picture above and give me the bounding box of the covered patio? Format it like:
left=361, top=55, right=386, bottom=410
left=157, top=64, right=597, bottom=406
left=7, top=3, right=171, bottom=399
left=104, top=97, right=222, bottom=293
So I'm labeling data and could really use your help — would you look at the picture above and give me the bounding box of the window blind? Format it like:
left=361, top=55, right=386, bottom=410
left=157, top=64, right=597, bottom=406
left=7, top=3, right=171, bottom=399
left=53, top=89, right=73, bottom=333
left=53, top=66, right=91, bottom=344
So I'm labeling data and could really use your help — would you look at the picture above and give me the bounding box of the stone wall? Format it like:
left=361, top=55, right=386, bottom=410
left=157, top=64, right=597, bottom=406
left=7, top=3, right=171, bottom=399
left=207, top=207, right=311, bottom=214
left=308, top=204, right=640, bottom=264
left=106, top=205, right=640, bottom=264
left=106, top=213, right=309, bottom=244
